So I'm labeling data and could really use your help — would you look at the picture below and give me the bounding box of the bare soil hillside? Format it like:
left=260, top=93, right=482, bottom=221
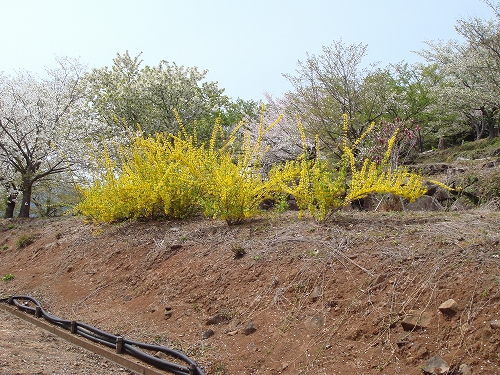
left=1, top=210, right=500, bottom=374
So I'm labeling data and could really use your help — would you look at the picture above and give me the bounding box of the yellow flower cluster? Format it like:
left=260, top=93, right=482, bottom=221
left=268, top=118, right=427, bottom=220
left=76, top=132, right=203, bottom=222
left=76, top=107, right=283, bottom=224
left=76, top=113, right=431, bottom=224
left=346, top=128, right=426, bottom=203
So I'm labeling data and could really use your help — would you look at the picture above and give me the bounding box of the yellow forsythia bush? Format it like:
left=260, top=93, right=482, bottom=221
left=269, top=115, right=427, bottom=220
left=76, top=133, right=202, bottom=222
left=194, top=112, right=284, bottom=224
left=76, top=112, right=431, bottom=224
left=269, top=154, right=347, bottom=221
left=76, top=110, right=283, bottom=224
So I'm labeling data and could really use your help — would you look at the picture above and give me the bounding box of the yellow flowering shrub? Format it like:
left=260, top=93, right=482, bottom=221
left=344, top=126, right=427, bottom=203
left=194, top=109, right=283, bottom=224
left=268, top=120, right=346, bottom=220
left=76, top=132, right=203, bottom=222
left=197, top=152, right=264, bottom=224
left=269, top=156, right=347, bottom=220
left=76, top=108, right=283, bottom=224
left=76, top=112, right=432, bottom=224
left=270, top=115, right=428, bottom=220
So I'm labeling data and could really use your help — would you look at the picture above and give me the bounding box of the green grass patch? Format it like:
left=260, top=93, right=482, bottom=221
left=16, top=233, right=37, bottom=248
left=2, top=274, right=14, bottom=282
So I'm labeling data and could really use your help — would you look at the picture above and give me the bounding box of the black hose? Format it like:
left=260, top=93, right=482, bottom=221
left=124, top=344, right=191, bottom=375
left=1, top=295, right=205, bottom=375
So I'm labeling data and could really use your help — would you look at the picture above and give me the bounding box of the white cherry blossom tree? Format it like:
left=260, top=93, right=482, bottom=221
left=0, top=57, right=98, bottom=217
left=419, top=1, right=500, bottom=140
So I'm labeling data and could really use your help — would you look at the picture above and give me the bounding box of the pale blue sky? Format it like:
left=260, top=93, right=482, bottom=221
left=0, top=0, right=493, bottom=101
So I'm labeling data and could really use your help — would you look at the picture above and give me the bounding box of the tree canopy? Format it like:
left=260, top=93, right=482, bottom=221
left=418, top=0, right=500, bottom=140
left=84, top=51, right=259, bottom=142
left=0, top=57, right=99, bottom=217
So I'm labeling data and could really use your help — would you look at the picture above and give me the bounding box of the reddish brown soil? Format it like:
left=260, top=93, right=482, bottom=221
left=1, top=210, right=499, bottom=375
left=0, top=309, right=135, bottom=374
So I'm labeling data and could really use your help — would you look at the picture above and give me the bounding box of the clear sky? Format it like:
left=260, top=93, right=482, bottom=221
left=0, top=0, right=493, bottom=102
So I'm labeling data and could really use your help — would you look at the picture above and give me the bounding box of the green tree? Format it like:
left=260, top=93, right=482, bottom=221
left=384, top=63, right=439, bottom=122
left=85, top=51, right=258, bottom=141
left=383, top=62, right=463, bottom=150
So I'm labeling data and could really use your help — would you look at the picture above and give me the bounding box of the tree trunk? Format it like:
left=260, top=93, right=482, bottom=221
left=475, top=117, right=485, bottom=140
left=438, top=138, right=446, bottom=150
left=3, top=184, right=18, bottom=219
left=414, top=127, right=423, bottom=153
left=488, top=123, right=498, bottom=139
left=4, top=198, right=15, bottom=219
left=18, top=181, right=33, bottom=218
left=480, top=106, right=498, bottom=140
left=488, top=119, right=496, bottom=140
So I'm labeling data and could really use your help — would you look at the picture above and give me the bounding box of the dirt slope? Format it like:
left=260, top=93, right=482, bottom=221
left=1, top=210, right=499, bottom=374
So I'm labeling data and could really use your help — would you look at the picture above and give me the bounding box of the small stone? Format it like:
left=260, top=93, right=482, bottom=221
left=482, top=328, right=493, bottom=342
left=170, top=242, right=183, bottom=250
left=490, top=320, right=500, bottom=329
left=227, top=330, right=238, bottom=336
left=305, top=315, right=325, bottom=329
left=438, top=299, right=459, bottom=316
left=459, top=363, right=472, bottom=375
left=206, top=313, right=229, bottom=325
left=150, top=306, right=159, bottom=313
left=202, top=329, right=214, bottom=339
left=396, top=340, right=409, bottom=348
left=421, top=355, right=449, bottom=374
left=164, top=306, right=173, bottom=319
left=242, top=322, right=257, bottom=335
left=66, top=266, right=74, bottom=273
left=310, top=286, right=323, bottom=302
left=401, top=310, right=432, bottom=331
